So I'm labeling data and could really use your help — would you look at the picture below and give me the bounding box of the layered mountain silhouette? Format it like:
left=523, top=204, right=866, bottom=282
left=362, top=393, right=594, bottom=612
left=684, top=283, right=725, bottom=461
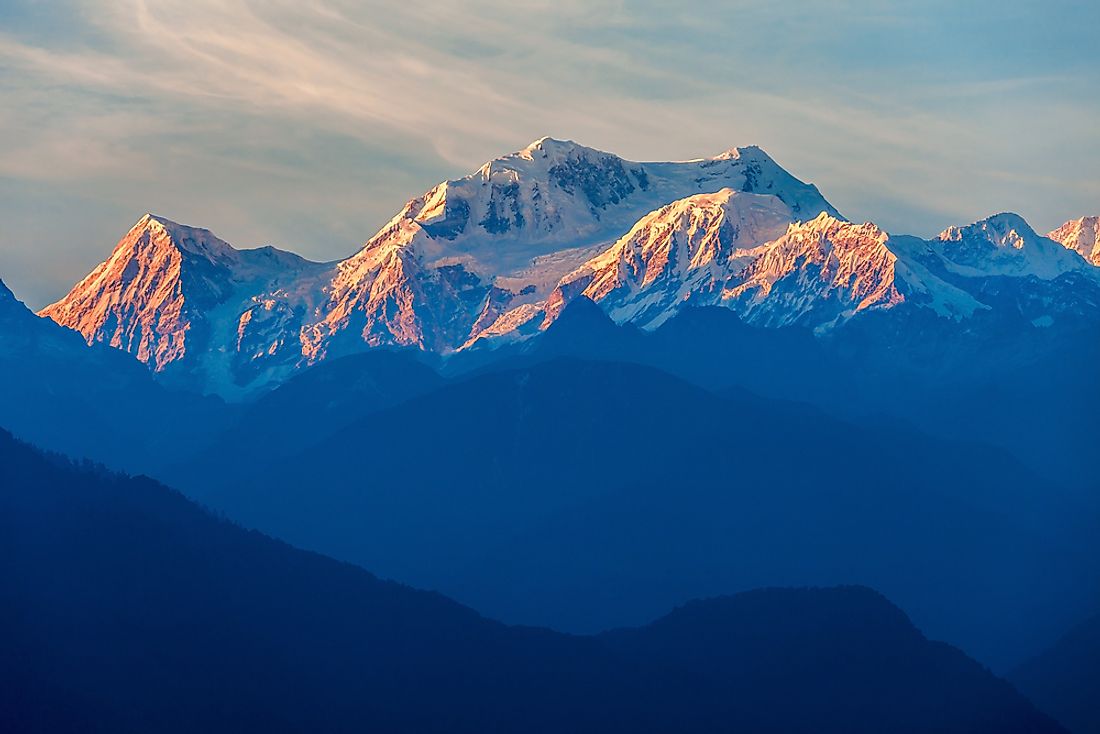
left=0, top=278, right=229, bottom=473
left=7, top=255, right=1098, bottom=671
left=1011, top=612, right=1100, bottom=734
left=0, top=429, right=1064, bottom=734
left=5, top=136, right=1099, bottom=730
left=187, top=349, right=444, bottom=469
left=35, top=138, right=1100, bottom=398
left=453, top=296, right=1100, bottom=488
left=166, top=355, right=1100, bottom=671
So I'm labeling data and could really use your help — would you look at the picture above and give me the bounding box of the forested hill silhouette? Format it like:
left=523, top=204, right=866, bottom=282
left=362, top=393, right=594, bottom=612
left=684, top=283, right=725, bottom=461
left=0, top=429, right=1062, bottom=734
left=1011, top=612, right=1100, bottom=734
left=176, top=356, right=1096, bottom=670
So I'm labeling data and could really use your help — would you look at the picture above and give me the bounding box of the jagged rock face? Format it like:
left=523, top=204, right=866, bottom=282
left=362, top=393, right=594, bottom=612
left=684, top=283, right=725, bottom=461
left=936, top=213, right=1087, bottom=279
left=498, top=210, right=1100, bottom=345
left=524, top=212, right=975, bottom=338
left=302, top=137, right=839, bottom=361
left=926, top=214, right=1100, bottom=326
left=37, top=138, right=1100, bottom=398
left=1048, top=216, right=1100, bottom=265
left=718, top=215, right=1015, bottom=330
left=40, top=139, right=840, bottom=394
left=724, top=215, right=906, bottom=328
left=40, top=215, right=332, bottom=397
left=544, top=190, right=794, bottom=329
left=40, top=215, right=232, bottom=369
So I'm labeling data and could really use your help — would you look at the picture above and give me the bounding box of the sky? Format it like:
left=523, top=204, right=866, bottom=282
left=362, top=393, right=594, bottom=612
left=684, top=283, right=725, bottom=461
left=1, top=0, right=1098, bottom=309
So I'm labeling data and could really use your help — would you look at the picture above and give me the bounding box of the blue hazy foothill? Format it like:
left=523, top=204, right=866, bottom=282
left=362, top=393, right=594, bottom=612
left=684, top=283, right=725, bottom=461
left=0, top=430, right=1066, bottom=733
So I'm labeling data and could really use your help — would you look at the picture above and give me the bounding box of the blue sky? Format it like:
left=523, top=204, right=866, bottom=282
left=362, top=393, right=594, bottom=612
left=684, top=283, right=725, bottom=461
left=1, top=0, right=1098, bottom=308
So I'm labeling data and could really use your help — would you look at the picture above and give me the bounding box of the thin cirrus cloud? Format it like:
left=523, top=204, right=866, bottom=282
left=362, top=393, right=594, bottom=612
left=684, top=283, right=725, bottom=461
left=0, top=0, right=1098, bottom=308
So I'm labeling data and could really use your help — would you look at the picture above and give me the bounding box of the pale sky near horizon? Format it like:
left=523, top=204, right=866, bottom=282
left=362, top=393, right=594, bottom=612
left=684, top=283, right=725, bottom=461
left=1, top=0, right=1098, bottom=308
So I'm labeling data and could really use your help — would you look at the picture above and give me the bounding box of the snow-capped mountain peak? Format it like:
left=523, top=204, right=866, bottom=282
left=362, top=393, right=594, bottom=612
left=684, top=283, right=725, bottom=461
left=935, top=212, right=1087, bottom=279
left=938, top=212, right=1037, bottom=250
left=1047, top=216, right=1100, bottom=265
left=40, top=214, right=330, bottom=394
left=710, top=144, right=777, bottom=164
left=303, top=138, right=840, bottom=360
left=134, top=213, right=238, bottom=260
left=517, top=136, right=596, bottom=162
left=720, top=213, right=908, bottom=328
left=52, top=141, right=1100, bottom=398
left=39, top=214, right=244, bottom=371
left=473, top=205, right=1031, bottom=347
left=538, top=189, right=795, bottom=329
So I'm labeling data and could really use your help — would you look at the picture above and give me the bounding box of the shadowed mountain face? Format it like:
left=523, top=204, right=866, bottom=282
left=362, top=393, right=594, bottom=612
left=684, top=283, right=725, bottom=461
left=1011, top=613, right=1100, bottom=734
left=19, top=263, right=1093, bottom=673
left=602, top=589, right=1065, bottom=734
left=180, top=349, right=446, bottom=471
left=0, top=279, right=231, bottom=474
left=0, top=430, right=1064, bottom=734
left=173, top=356, right=1100, bottom=672
left=451, top=298, right=1100, bottom=489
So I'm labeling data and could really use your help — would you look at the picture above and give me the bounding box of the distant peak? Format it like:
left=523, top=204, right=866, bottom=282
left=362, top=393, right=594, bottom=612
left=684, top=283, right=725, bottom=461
left=134, top=213, right=183, bottom=231
left=800, top=210, right=853, bottom=229
left=127, top=214, right=206, bottom=245
left=772, top=213, right=887, bottom=248
left=939, top=212, right=1038, bottom=245
left=555, top=294, right=608, bottom=320
left=982, top=212, right=1033, bottom=230
left=120, top=213, right=238, bottom=260
left=514, top=136, right=614, bottom=164
left=1048, top=215, right=1100, bottom=237
left=541, top=295, right=618, bottom=338
left=711, top=145, right=771, bottom=163
left=659, top=187, right=738, bottom=209
left=523, top=136, right=579, bottom=153
left=654, top=189, right=792, bottom=219
left=1047, top=216, right=1100, bottom=265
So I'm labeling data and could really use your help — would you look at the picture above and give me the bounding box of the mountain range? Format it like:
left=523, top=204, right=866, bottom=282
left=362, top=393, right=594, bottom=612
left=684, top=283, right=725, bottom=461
left=164, top=353, right=1100, bottom=672
left=34, top=137, right=1100, bottom=399
left=0, top=429, right=1066, bottom=733
left=3, top=136, right=1099, bottom=731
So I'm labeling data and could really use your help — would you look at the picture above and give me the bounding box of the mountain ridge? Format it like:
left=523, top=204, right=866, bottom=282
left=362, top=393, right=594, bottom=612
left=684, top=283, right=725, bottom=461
left=33, top=139, right=1100, bottom=397
left=0, top=272, right=231, bottom=474
left=1048, top=215, right=1100, bottom=266
left=169, top=356, right=1099, bottom=670
left=0, top=427, right=1066, bottom=734
left=39, top=213, right=332, bottom=396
